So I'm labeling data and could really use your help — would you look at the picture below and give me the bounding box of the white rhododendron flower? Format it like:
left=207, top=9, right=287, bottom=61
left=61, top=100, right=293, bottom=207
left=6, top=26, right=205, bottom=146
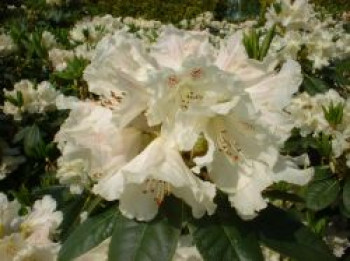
left=69, top=15, right=123, bottom=44
left=265, top=0, right=315, bottom=30
left=48, top=48, right=75, bottom=71
left=0, top=33, right=16, bottom=56
left=41, top=31, right=58, bottom=50
left=173, top=235, right=203, bottom=261
left=3, top=80, right=59, bottom=120
left=287, top=89, right=350, bottom=167
left=94, top=136, right=216, bottom=221
left=81, top=26, right=313, bottom=220
left=0, top=140, right=26, bottom=180
left=84, top=30, right=154, bottom=127
left=20, top=195, right=62, bottom=245
left=0, top=233, right=59, bottom=261
left=0, top=195, right=61, bottom=261
left=287, top=89, right=346, bottom=136
left=265, top=0, right=349, bottom=70
left=55, top=95, right=143, bottom=194
left=0, top=193, right=21, bottom=238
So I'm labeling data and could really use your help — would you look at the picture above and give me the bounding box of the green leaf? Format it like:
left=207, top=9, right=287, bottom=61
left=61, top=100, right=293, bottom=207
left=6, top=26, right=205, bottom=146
left=322, top=101, right=344, bottom=127
left=302, top=75, right=329, bottom=95
left=108, top=198, right=184, bottom=261
left=53, top=57, right=89, bottom=80
left=253, top=205, right=335, bottom=261
left=5, top=94, right=20, bottom=107
left=343, top=178, right=350, bottom=212
left=306, top=177, right=340, bottom=211
left=23, top=124, right=46, bottom=158
left=312, top=166, right=332, bottom=181
left=190, top=208, right=263, bottom=261
left=315, top=132, right=333, bottom=158
left=16, top=91, right=23, bottom=107
left=60, top=195, right=86, bottom=240
left=58, top=207, right=118, bottom=261
left=259, top=24, right=276, bottom=61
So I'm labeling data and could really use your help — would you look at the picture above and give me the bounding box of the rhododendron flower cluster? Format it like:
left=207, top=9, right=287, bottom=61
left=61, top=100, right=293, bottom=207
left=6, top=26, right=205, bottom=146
left=55, top=26, right=313, bottom=221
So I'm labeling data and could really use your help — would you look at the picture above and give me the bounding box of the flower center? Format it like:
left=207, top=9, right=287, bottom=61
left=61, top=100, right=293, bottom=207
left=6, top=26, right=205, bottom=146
left=20, top=223, right=32, bottom=239
left=100, top=91, right=126, bottom=109
left=142, top=179, right=171, bottom=206
left=215, top=118, right=242, bottom=163
left=179, top=89, right=204, bottom=111
left=5, top=239, right=18, bottom=258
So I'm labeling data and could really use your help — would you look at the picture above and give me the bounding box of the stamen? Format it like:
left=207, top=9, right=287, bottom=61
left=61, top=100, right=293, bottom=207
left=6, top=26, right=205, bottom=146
left=180, top=90, right=203, bottom=111
left=100, top=91, right=125, bottom=109
left=191, top=67, right=203, bottom=79
left=91, top=172, right=103, bottom=180
left=5, top=240, right=18, bottom=257
left=168, top=75, right=179, bottom=87
left=215, top=120, right=243, bottom=163
left=142, top=179, right=171, bottom=206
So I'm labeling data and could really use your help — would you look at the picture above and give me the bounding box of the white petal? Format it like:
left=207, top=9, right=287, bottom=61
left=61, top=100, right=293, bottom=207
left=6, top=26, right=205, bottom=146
left=246, top=60, right=302, bottom=111
left=273, top=154, right=314, bottom=185
left=119, top=183, right=159, bottom=221
left=151, top=26, right=213, bottom=70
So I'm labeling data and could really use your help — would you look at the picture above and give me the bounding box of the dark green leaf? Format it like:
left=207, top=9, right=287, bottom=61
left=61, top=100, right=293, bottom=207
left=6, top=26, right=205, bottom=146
left=302, top=75, right=329, bottom=95
left=16, top=91, right=23, bottom=107
left=190, top=208, right=263, bottom=261
left=53, top=57, right=89, bottom=80
left=253, top=205, right=335, bottom=261
left=5, top=94, right=20, bottom=106
left=58, top=207, right=118, bottom=261
left=108, top=199, right=183, bottom=261
left=312, top=166, right=332, bottom=182
left=23, top=124, right=46, bottom=158
left=306, top=177, right=340, bottom=211
left=60, top=195, right=86, bottom=240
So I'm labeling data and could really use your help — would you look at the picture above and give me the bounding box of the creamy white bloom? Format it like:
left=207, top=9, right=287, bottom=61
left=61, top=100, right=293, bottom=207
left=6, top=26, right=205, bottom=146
left=20, top=196, right=62, bottom=245
left=286, top=89, right=346, bottom=136
left=0, top=193, right=21, bottom=238
left=244, top=59, right=303, bottom=142
left=270, top=30, right=304, bottom=61
left=86, top=26, right=312, bottom=219
left=173, top=235, right=203, bottom=261
left=0, top=33, right=16, bottom=56
left=48, top=48, right=75, bottom=71
left=0, top=140, right=26, bottom=180
left=70, top=15, right=123, bottom=44
left=265, top=0, right=348, bottom=70
left=93, top=136, right=216, bottom=221
left=0, top=195, right=61, bottom=261
left=41, top=31, right=57, bottom=50
left=3, top=80, right=59, bottom=120
left=84, top=30, right=154, bottom=127
left=55, top=96, right=143, bottom=193
left=265, top=0, right=315, bottom=30
left=262, top=246, right=281, bottom=261
left=305, top=28, right=337, bottom=70
left=0, top=233, right=59, bottom=261
left=13, top=243, right=59, bottom=261
left=0, top=233, right=28, bottom=261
